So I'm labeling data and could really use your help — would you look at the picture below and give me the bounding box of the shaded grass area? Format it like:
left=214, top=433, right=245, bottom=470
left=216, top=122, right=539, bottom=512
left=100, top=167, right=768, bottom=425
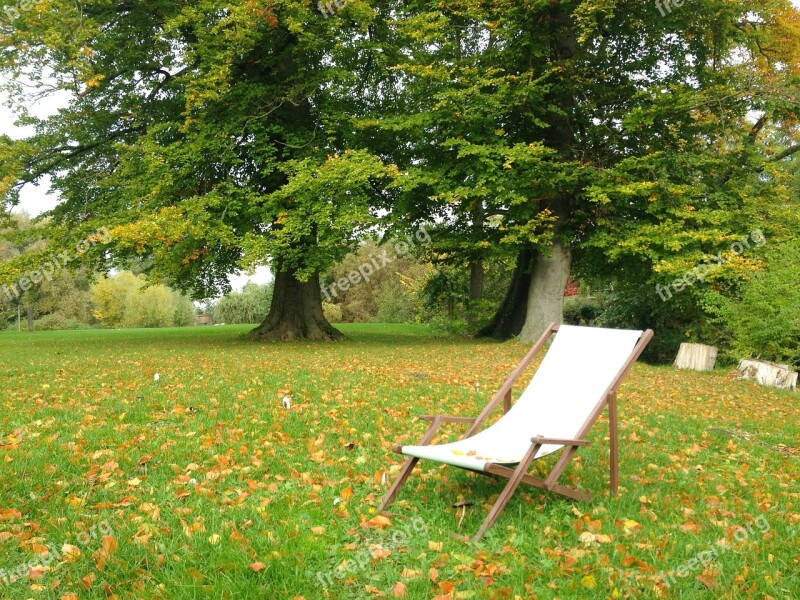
left=0, top=324, right=797, bottom=599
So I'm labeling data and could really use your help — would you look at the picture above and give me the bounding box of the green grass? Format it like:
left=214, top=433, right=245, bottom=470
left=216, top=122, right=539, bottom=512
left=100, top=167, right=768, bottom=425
left=0, top=324, right=797, bottom=599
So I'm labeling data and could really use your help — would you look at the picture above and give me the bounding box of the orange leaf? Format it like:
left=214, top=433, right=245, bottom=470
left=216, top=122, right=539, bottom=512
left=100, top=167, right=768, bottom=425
left=250, top=561, right=266, bottom=572
left=392, top=581, right=408, bottom=597
left=438, top=581, right=455, bottom=595
left=0, top=508, right=22, bottom=521
left=341, top=487, right=354, bottom=500
left=361, top=515, right=392, bottom=528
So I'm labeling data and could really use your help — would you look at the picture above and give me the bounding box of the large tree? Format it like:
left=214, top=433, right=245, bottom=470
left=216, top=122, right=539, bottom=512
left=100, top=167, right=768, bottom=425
left=0, top=0, right=391, bottom=340
left=367, top=0, right=800, bottom=342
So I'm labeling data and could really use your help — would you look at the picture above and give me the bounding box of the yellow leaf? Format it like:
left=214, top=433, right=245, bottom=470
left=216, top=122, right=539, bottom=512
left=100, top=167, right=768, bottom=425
left=428, top=540, right=443, bottom=551
left=581, top=574, right=596, bottom=589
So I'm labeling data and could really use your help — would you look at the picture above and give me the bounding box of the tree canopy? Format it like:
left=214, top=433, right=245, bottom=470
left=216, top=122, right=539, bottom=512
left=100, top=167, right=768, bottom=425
left=1, top=0, right=799, bottom=348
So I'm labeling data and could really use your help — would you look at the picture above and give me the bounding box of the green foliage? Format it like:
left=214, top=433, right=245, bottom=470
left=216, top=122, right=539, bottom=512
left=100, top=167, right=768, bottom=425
left=420, top=267, right=468, bottom=320
left=322, top=301, right=343, bottom=324
left=375, top=279, right=421, bottom=324
left=92, top=271, right=195, bottom=329
left=563, top=295, right=604, bottom=327
left=124, top=285, right=177, bottom=329
left=212, top=283, right=274, bottom=325
left=323, top=239, right=428, bottom=323
left=0, top=1, right=394, bottom=305
left=172, top=295, right=198, bottom=328
left=709, top=242, right=800, bottom=366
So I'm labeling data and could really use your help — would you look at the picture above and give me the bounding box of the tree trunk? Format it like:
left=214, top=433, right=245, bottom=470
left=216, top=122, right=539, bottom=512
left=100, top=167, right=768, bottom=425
left=476, top=249, right=533, bottom=339
left=466, top=258, right=484, bottom=325
left=250, top=270, right=343, bottom=341
left=519, top=241, right=571, bottom=344
left=27, top=305, right=34, bottom=332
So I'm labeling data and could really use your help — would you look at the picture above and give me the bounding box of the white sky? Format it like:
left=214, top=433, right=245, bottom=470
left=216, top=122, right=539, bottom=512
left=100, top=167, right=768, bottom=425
left=3, top=2, right=799, bottom=289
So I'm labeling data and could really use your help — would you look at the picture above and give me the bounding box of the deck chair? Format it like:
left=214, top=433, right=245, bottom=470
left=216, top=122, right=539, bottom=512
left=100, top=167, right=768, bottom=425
left=378, top=323, right=653, bottom=542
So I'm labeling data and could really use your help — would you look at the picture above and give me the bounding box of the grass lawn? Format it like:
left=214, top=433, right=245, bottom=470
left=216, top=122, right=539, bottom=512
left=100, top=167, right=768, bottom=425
left=0, top=324, right=797, bottom=599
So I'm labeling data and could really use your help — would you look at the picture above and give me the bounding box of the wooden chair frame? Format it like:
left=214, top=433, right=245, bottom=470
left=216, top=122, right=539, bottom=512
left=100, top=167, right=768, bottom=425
left=378, top=323, right=654, bottom=542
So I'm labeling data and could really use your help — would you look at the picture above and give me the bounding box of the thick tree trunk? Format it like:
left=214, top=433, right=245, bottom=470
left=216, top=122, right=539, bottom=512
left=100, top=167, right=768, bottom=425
left=250, top=270, right=343, bottom=341
left=27, top=305, right=33, bottom=332
left=476, top=249, right=533, bottom=339
left=519, top=241, right=572, bottom=344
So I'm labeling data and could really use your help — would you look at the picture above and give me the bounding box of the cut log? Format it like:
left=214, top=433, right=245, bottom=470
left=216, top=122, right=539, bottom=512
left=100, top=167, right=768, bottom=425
left=673, top=343, right=718, bottom=371
left=737, top=359, right=798, bottom=391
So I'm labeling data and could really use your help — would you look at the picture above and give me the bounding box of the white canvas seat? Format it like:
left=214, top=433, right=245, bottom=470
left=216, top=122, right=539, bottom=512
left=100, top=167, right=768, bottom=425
left=401, top=325, right=644, bottom=471
left=378, top=323, right=653, bottom=542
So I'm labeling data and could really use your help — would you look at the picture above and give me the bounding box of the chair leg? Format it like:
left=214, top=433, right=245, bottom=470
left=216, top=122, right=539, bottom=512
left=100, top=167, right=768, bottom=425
left=378, top=456, right=420, bottom=512
left=609, top=394, right=619, bottom=494
left=378, top=417, right=443, bottom=513
left=473, top=442, right=542, bottom=542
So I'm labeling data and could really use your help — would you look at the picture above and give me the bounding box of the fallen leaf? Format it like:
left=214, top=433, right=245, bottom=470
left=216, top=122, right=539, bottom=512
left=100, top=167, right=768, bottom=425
left=361, top=515, right=392, bottom=528
left=391, top=581, right=407, bottom=597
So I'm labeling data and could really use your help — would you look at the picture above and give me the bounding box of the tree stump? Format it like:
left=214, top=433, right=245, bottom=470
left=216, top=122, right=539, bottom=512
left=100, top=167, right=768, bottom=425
left=737, top=359, right=798, bottom=390
left=674, top=343, right=718, bottom=371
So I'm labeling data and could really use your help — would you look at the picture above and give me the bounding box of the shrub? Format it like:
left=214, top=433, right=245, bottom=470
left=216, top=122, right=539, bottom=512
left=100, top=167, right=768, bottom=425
left=34, top=313, right=93, bottom=331
left=563, top=295, right=603, bottom=326
left=323, top=302, right=343, bottom=323
left=711, top=242, right=800, bottom=366
left=212, top=283, right=273, bottom=325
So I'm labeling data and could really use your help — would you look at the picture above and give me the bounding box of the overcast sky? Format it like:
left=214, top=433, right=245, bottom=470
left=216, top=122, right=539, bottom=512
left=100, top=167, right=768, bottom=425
left=3, top=3, right=800, bottom=288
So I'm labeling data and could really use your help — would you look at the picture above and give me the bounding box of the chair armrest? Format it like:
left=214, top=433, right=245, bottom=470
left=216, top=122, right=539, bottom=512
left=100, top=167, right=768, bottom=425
left=531, top=436, right=590, bottom=447
left=420, top=415, right=477, bottom=424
